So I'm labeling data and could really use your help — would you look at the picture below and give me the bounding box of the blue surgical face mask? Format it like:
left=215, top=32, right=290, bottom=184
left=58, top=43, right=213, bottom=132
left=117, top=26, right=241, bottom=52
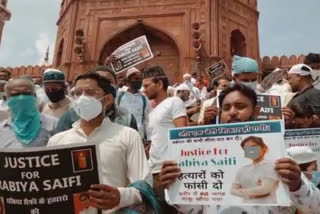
left=7, top=95, right=41, bottom=144
left=311, top=171, right=320, bottom=186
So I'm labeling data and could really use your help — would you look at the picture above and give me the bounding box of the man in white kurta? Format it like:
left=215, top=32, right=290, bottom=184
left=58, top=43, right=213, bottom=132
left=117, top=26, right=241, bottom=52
left=47, top=72, right=151, bottom=214
left=48, top=118, right=150, bottom=213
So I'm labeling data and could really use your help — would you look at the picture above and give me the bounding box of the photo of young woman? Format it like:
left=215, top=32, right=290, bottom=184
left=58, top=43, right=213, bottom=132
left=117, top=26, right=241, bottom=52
left=231, top=136, right=280, bottom=204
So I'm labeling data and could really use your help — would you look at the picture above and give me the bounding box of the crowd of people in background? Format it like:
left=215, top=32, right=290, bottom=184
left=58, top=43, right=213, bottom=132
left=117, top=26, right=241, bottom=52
left=0, top=52, right=320, bottom=214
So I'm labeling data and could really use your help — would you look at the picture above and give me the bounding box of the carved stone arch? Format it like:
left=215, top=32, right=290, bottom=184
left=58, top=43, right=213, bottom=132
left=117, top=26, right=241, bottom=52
left=98, top=22, right=181, bottom=83
left=230, top=29, right=247, bottom=57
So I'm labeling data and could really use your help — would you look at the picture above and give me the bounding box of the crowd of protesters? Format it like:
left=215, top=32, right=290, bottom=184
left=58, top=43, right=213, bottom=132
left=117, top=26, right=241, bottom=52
left=0, top=52, right=320, bottom=214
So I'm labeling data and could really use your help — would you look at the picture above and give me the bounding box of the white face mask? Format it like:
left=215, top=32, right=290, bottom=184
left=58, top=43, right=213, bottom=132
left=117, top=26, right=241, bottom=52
left=240, top=81, right=257, bottom=91
left=72, top=95, right=103, bottom=121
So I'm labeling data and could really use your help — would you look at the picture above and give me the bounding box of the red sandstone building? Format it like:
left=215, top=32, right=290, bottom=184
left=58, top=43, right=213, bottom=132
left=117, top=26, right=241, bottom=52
left=0, top=0, right=10, bottom=51
left=0, top=0, right=313, bottom=81
left=53, top=0, right=260, bottom=82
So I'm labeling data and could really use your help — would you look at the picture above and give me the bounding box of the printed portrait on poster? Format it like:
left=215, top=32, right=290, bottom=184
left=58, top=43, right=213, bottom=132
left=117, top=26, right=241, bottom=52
left=231, top=136, right=280, bottom=204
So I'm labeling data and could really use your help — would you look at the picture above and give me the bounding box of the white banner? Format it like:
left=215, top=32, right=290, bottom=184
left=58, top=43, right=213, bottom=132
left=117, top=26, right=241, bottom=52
left=166, top=121, right=290, bottom=206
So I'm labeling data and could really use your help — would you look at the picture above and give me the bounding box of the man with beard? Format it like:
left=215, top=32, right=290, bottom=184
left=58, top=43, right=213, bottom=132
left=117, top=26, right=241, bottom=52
left=287, top=64, right=320, bottom=116
left=41, top=69, right=71, bottom=119
left=159, top=84, right=320, bottom=214
left=143, top=65, right=187, bottom=213
left=117, top=67, right=151, bottom=142
left=203, top=56, right=294, bottom=126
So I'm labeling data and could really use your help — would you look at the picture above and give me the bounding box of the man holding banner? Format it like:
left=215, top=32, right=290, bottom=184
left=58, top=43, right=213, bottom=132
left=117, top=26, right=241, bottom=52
left=203, top=56, right=295, bottom=127
left=159, top=83, right=320, bottom=213
left=48, top=72, right=151, bottom=213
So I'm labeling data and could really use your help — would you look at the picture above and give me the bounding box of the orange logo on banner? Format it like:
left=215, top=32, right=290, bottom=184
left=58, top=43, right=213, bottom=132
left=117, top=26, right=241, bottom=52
left=78, top=152, right=87, bottom=169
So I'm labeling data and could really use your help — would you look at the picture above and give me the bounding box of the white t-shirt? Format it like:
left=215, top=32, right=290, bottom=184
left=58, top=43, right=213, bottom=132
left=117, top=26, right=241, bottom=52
left=148, top=97, right=187, bottom=173
left=79, top=206, right=97, bottom=214
left=233, top=160, right=279, bottom=204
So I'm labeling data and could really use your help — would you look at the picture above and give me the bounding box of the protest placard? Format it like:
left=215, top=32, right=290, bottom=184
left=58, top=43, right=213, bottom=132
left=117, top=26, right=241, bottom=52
left=166, top=120, right=290, bottom=206
left=205, top=60, right=228, bottom=80
left=0, top=144, right=101, bottom=214
left=260, top=69, right=287, bottom=91
left=256, top=94, right=282, bottom=121
left=111, top=35, right=153, bottom=74
left=285, top=128, right=320, bottom=165
left=216, top=94, right=282, bottom=124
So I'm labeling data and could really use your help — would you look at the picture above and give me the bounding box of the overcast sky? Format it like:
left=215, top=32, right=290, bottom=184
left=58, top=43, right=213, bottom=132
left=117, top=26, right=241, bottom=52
left=0, top=0, right=319, bottom=67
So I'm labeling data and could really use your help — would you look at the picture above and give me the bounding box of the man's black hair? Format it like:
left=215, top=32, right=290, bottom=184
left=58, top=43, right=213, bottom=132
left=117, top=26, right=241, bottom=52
left=90, top=65, right=117, bottom=84
left=305, top=53, right=320, bottom=64
left=75, top=72, right=112, bottom=95
left=218, top=83, right=257, bottom=108
left=143, top=65, right=169, bottom=90
left=192, top=72, right=198, bottom=78
left=212, top=76, right=230, bottom=88
left=304, top=53, right=320, bottom=70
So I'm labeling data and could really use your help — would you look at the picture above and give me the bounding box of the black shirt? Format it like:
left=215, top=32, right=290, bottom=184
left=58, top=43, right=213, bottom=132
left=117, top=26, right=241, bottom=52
left=288, top=86, right=320, bottom=115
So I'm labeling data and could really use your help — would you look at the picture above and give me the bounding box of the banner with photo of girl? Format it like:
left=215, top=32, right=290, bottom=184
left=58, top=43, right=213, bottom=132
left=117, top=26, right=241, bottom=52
left=216, top=94, right=282, bottom=124
left=166, top=120, right=290, bottom=206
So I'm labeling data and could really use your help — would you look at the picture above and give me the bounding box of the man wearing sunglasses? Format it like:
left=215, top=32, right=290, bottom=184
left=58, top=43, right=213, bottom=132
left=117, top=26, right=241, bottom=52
left=0, top=78, right=57, bottom=148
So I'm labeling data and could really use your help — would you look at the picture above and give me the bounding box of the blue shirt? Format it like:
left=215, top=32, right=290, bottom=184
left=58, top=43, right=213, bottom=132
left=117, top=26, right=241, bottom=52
left=0, top=114, right=57, bottom=149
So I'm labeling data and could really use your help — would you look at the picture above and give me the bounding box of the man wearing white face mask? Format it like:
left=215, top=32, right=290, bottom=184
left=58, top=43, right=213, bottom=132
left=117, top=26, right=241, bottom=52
left=48, top=72, right=150, bottom=213
left=231, top=55, right=260, bottom=92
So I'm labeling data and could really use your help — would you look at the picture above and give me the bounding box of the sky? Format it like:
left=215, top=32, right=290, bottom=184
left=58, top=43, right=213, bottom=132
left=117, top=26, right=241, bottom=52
left=0, top=0, right=319, bottom=67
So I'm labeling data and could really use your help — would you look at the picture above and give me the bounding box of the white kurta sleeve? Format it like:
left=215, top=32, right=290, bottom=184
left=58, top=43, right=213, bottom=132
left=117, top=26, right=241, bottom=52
left=171, top=97, right=187, bottom=120
left=290, top=175, right=320, bottom=212
left=117, top=129, right=151, bottom=208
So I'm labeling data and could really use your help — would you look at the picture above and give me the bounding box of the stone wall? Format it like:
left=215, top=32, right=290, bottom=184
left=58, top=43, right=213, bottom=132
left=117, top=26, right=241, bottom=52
left=261, top=54, right=306, bottom=73
left=0, top=65, right=51, bottom=78
left=2, top=54, right=319, bottom=81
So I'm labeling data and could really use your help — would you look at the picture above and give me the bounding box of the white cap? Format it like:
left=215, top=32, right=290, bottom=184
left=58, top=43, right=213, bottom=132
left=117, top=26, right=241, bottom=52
left=183, top=73, right=192, bottom=79
left=176, top=83, right=191, bottom=92
left=167, top=86, right=176, bottom=95
left=126, top=67, right=141, bottom=78
left=288, top=64, right=313, bottom=76
left=286, top=146, right=318, bottom=164
left=273, top=68, right=282, bottom=73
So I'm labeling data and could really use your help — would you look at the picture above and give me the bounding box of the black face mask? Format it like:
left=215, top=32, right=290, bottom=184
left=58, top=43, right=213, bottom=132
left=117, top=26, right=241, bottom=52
left=46, top=89, right=66, bottom=103
left=130, top=81, right=143, bottom=90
